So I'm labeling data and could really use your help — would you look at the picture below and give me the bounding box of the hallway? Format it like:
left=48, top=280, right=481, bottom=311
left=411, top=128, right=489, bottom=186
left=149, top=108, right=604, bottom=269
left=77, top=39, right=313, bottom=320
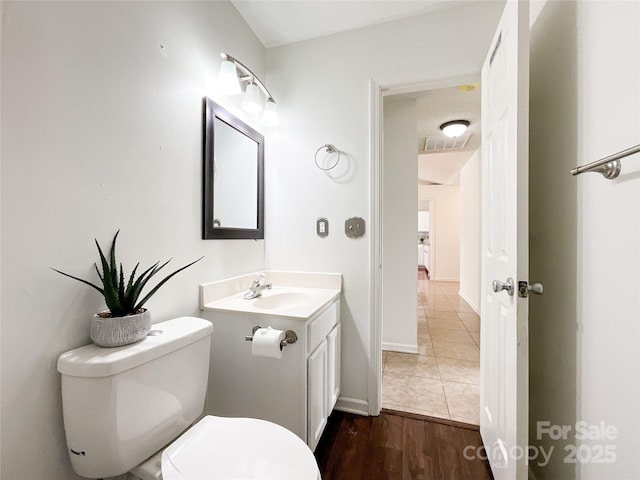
left=382, top=273, right=481, bottom=424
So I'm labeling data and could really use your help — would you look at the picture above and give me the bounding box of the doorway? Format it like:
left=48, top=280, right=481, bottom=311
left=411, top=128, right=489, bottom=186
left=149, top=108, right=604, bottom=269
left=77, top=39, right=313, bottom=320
left=377, top=81, right=482, bottom=424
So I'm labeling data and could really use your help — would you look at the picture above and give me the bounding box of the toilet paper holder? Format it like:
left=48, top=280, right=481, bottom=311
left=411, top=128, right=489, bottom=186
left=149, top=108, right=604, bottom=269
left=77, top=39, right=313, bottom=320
left=245, top=326, right=298, bottom=351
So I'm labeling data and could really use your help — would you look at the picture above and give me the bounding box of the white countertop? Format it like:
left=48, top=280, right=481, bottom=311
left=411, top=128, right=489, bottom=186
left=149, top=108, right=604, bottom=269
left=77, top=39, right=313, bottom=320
left=202, top=286, right=340, bottom=320
left=200, top=271, right=342, bottom=320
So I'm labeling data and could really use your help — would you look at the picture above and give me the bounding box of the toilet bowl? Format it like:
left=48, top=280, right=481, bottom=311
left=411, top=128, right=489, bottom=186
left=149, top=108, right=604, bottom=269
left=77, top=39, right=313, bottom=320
left=129, top=416, right=319, bottom=480
left=57, top=317, right=320, bottom=480
left=160, top=416, right=319, bottom=480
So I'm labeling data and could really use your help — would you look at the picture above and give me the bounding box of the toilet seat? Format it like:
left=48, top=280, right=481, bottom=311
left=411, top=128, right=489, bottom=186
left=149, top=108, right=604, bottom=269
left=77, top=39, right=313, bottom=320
left=161, top=415, right=320, bottom=480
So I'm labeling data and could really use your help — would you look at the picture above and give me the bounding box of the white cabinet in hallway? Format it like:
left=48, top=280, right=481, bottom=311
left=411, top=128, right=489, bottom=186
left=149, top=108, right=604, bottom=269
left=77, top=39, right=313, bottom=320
left=418, top=211, right=430, bottom=231
left=418, top=244, right=430, bottom=272
left=424, top=245, right=430, bottom=272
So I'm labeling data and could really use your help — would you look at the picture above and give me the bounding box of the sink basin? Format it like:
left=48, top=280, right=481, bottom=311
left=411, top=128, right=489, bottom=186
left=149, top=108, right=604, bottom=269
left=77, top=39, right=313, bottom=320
left=251, top=291, right=315, bottom=310
left=203, top=284, right=340, bottom=319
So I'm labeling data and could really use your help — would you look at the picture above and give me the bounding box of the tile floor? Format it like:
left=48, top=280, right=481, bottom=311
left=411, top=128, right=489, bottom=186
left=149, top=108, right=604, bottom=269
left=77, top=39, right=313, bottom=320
left=382, top=270, right=481, bottom=424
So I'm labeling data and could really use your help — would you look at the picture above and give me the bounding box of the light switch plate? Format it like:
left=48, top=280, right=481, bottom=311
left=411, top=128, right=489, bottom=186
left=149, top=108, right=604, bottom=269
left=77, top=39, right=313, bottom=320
left=345, top=217, right=365, bottom=238
left=316, top=218, right=329, bottom=237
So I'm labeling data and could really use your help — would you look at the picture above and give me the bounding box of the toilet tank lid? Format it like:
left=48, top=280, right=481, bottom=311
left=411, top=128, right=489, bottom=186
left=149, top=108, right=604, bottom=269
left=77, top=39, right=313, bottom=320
left=57, top=317, right=213, bottom=378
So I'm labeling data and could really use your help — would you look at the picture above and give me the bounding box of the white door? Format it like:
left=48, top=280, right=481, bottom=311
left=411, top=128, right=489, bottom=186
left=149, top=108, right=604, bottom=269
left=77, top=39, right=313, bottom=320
left=480, top=1, right=529, bottom=479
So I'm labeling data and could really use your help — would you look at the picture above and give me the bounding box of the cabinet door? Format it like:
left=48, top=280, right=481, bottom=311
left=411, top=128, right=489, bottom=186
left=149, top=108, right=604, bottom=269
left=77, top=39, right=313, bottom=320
left=326, top=324, right=341, bottom=415
left=307, top=338, right=327, bottom=451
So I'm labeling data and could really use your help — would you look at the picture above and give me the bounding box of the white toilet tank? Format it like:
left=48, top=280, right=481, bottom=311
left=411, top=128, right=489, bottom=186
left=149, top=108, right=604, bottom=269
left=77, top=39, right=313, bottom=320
left=57, top=317, right=213, bottom=479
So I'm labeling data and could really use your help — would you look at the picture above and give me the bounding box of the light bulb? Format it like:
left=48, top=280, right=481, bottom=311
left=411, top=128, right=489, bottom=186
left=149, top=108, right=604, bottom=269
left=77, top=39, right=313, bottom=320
left=242, top=83, right=263, bottom=114
left=218, top=60, right=241, bottom=95
left=261, top=99, right=279, bottom=126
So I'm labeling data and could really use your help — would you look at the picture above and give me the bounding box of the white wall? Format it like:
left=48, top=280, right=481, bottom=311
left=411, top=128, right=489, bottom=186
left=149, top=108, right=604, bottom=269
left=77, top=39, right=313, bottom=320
left=459, top=148, right=481, bottom=313
left=265, top=2, right=503, bottom=411
left=419, top=185, right=461, bottom=282
left=575, top=2, right=640, bottom=478
left=381, top=98, right=417, bottom=353
left=1, top=2, right=265, bottom=479
left=529, top=1, right=640, bottom=478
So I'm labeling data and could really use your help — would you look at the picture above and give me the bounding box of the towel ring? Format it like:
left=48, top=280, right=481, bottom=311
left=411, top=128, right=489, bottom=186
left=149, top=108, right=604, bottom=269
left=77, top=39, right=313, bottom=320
left=315, top=144, right=341, bottom=171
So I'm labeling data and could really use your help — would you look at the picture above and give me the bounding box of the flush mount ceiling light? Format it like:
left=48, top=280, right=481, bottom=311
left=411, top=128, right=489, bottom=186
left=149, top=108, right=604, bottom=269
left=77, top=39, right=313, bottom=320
left=218, top=53, right=278, bottom=126
left=440, top=120, right=470, bottom=138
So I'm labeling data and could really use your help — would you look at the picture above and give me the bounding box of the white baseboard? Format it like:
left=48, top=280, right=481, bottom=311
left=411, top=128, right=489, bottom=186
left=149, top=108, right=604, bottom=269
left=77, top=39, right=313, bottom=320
left=382, top=342, right=418, bottom=354
left=335, top=396, right=369, bottom=416
left=458, top=290, right=481, bottom=315
left=431, top=276, right=460, bottom=282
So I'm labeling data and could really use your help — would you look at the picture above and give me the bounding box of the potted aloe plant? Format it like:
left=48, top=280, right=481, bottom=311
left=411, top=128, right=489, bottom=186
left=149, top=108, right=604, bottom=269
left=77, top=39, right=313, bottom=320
left=52, top=230, right=203, bottom=347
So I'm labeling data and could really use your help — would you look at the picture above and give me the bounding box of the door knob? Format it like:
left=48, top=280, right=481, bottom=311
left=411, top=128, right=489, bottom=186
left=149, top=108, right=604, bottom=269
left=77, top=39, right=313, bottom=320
left=518, top=281, right=544, bottom=298
left=492, top=278, right=514, bottom=296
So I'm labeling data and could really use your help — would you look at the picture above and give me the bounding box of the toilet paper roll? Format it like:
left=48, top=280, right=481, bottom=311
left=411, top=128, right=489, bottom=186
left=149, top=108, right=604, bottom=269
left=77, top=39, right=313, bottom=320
left=251, top=327, right=286, bottom=360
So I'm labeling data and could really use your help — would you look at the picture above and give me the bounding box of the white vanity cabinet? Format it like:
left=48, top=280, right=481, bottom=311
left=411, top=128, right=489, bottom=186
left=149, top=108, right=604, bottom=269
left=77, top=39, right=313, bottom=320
left=201, top=273, right=341, bottom=452
left=307, top=338, right=327, bottom=451
left=326, top=323, right=341, bottom=413
left=306, top=301, right=341, bottom=451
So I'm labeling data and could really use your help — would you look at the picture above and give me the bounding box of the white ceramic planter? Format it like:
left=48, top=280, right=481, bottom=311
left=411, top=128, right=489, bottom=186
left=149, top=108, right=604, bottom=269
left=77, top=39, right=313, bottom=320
left=90, top=309, right=151, bottom=347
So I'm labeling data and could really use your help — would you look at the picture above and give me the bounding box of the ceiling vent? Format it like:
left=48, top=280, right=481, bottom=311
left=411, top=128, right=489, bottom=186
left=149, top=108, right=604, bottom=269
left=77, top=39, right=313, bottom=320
left=421, top=133, right=471, bottom=154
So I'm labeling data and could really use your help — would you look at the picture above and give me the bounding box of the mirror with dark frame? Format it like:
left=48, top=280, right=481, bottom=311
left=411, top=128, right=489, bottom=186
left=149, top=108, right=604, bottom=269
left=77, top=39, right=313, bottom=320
left=202, top=98, right=264, bottom=239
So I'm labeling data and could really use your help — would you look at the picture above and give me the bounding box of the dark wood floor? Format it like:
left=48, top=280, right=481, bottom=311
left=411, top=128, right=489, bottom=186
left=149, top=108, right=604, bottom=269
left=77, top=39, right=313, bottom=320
left=315, top=409, right=494, bottom=480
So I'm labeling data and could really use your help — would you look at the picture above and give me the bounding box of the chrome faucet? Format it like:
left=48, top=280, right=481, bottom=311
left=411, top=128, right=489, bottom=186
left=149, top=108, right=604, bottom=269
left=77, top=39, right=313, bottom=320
left=244, top=273, right=272, bottom=299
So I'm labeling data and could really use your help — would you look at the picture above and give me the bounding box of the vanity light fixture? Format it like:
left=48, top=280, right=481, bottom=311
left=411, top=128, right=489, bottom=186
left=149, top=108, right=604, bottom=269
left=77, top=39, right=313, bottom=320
left=219, top=59, right=242, bottom=95
left=218, top=53, right=278, bottom=126
left=440, top=120, right=470, bottom=138
left=242, top=82, right=263, bottom=114
left=261, top=99, right=278, bottom=126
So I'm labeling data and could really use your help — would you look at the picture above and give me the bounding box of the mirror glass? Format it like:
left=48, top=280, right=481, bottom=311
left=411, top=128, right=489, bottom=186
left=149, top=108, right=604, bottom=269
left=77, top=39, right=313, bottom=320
left=203, top=98, right=264, bottom=239
left=213, top=119, right=258, bottom=228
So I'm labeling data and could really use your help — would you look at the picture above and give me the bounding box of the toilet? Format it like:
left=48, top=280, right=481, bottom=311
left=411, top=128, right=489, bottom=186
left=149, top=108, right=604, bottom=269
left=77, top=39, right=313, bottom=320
left=57, top=317, right=320, bottom=480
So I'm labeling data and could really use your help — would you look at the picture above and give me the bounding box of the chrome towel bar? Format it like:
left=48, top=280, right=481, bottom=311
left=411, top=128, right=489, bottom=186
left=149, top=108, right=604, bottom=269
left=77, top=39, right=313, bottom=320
left=570, top=144, right=640, bottom=179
